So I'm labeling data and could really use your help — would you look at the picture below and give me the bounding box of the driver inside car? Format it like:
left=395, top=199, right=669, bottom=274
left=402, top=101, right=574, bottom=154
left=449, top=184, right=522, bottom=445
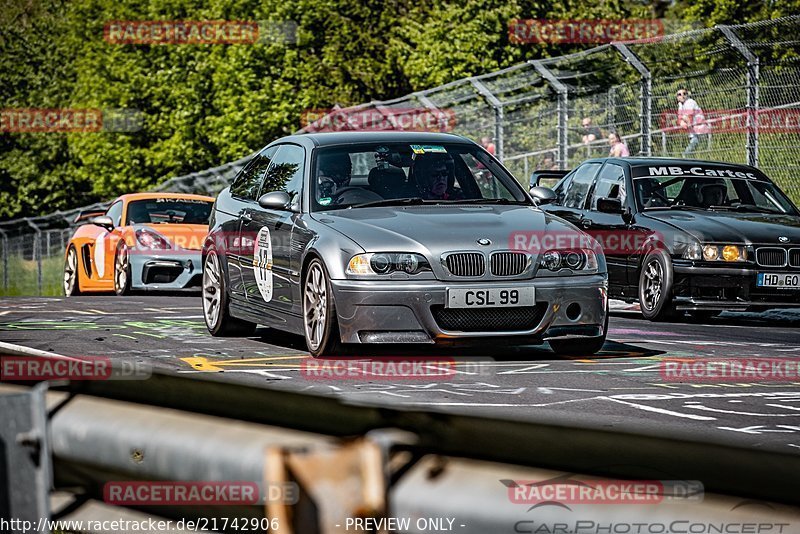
left=412, top=154, right=462, bottom=200
left=317, top=151, right=352, bottom=199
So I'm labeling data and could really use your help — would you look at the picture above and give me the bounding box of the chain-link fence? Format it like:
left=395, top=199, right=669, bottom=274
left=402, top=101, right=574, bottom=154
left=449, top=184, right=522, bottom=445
left=2, top=16, right=799, bottom=296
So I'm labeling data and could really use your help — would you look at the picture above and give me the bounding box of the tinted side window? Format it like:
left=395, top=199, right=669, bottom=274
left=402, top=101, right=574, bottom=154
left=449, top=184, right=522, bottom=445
left=230, top=146, right=279, bottom=200
left=260, top=145, right=305, bottom=205
left=106, top=201, right=123, bottom=226
left=563, top=163, right=601, bottom=209
left=591, top=164, right=626, bottom=210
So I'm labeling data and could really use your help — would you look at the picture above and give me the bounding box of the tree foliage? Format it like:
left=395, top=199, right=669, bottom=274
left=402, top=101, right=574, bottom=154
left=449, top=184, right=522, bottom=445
left=1, top=0, right=796, bottom=219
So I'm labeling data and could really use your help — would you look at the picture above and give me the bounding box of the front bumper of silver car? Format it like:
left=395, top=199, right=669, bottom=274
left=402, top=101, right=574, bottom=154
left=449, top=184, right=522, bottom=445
left=331, top=274, right=608, bottom=344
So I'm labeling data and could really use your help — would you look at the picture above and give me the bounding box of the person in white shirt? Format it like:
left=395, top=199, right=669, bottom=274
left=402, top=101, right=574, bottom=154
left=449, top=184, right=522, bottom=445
left=676, top=88, right=710, bottom=157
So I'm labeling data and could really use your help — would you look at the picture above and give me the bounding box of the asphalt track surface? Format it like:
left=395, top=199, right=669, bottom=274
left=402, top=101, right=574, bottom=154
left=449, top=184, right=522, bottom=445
left=1, top=295, right=799, bottom=455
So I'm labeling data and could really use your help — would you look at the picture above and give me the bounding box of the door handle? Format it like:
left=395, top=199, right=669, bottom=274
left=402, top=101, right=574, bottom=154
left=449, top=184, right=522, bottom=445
left=241, top=212, right=252, bottom=223
left=581, top=218, right=592, bottom=229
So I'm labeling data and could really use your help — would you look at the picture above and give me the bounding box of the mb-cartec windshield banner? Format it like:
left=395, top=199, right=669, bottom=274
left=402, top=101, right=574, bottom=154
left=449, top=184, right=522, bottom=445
left=632, top=165, right=760, bottom=179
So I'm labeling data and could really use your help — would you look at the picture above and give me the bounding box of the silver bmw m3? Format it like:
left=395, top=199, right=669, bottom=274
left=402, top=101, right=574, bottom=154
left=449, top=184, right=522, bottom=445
left=202, top=132, right=609, bottom=356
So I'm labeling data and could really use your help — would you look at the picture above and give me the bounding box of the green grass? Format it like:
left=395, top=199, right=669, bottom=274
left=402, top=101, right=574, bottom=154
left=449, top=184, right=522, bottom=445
left=0, top=254, right=65, bottom=297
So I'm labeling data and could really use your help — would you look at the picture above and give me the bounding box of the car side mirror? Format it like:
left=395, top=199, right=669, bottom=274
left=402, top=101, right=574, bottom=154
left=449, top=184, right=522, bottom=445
left=529, top=186, right=557, bottom=206
left=258, top=191, right=292, bottom=211
left=596, top=197, right=623, bottom=214
left=89, top=215, right=115, bottom=231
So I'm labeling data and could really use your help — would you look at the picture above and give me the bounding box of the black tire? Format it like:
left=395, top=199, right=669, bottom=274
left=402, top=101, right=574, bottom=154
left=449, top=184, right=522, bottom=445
left=638, top=249, right=678, bottom=321
left=303, top=258, right=344, bottom=357
left=113, top=242, right=132, bottom=296
left=549, top=306, right=609, bottom=356
left=202, top=248, right=257, bottom=337
left=63, top=245, right=82, bottom=296
left=686, top=310, right=721, bottom=322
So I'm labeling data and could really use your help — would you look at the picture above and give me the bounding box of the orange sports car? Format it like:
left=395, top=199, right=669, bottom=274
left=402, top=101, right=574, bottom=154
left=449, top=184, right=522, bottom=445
left=63, top=192, right=215, bottom=295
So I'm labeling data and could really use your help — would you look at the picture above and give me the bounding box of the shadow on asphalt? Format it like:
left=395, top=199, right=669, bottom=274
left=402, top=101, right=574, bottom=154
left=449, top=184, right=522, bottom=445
left=610, top=309, right=800, bottom=328
left=246, top=327, right=665, bottom=362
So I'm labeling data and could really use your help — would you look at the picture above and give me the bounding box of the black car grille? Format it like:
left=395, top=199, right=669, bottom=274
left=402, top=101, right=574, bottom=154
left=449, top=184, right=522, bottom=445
left=490, top=252, right=529, bottom=276
left=444, top=253, right=485, bottom=277
left=755, top=247, right=788, bottom=267
left=790, top=248, right=800, bottom=268
left=431, top=304, right=547, bottom=332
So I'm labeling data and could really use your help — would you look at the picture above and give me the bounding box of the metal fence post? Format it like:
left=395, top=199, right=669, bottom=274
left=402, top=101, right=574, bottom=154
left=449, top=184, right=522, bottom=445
left=607, top=86, right=616, bottom=133
left=532, top=61, right=569, bottom=169
left=469, top=78, right=504, bottom=161
left=26, top=220, right=43, bottom=295
left=613, top=43, right=652, bottom=156
left=718, top=25, right=760, bottom=167
left=0, top=228, right=7, bottom=292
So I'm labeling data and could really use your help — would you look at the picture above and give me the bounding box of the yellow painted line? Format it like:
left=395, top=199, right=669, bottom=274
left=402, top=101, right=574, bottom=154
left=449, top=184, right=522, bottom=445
left=213, top=355, right=309, bottom=364
left=181, top=357, right=224, bottom=371
left=145, top=307, right=174, bottom=313
left=180, top=355, right=308, bottom=372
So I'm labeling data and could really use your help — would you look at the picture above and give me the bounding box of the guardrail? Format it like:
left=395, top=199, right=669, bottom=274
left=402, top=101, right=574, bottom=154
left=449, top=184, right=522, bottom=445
left=2, top=344, right=799, bottom=532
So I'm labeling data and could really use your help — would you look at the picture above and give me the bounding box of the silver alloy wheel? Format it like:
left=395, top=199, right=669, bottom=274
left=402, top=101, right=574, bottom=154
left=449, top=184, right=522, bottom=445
left=202, top=251, right=221, bottom=328
left=64, top=247, right=77, bottom=294
left=115, top=245, right=129, bottom=292
left=642, top=259, right=663, bottom=311
left=304, top=262, right=327, bottom=352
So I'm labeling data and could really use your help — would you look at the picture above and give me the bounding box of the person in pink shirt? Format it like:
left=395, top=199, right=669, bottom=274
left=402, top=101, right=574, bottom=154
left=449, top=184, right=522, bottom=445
left=608, top=132, right=630, bottom=157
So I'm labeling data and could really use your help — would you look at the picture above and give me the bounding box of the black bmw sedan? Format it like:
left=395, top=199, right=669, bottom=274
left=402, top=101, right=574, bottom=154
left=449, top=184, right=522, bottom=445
left=534, top=158, right=800, bottom=321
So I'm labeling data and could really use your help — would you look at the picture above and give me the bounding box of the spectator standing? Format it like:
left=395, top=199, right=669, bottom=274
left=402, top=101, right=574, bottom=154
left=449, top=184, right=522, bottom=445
left=579, top=117, right=603, bottom=144
left=608, top=132, right=630, bottom=157
left=676, top=88, right=710, bottom=157
left=480, top=136, right=496, bottom=156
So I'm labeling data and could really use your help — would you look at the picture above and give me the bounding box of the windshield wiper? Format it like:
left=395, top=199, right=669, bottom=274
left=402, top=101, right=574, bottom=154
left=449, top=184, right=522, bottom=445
left=440, top=198, right=526, bottom=205
left=352, top=197, right=430, bottom=208
left=643, top=204, right=708, bottom=211
left=712, top=203, right=783, bottom=214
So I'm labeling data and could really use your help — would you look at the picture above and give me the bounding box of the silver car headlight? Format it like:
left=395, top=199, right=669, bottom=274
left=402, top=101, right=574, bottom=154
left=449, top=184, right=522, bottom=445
left=538, top=248, right=598, bottom=273
left=347, top=253, right=431, bottom=275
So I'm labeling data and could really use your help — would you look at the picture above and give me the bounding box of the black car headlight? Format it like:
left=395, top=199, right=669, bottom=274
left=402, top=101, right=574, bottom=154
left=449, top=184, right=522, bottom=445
left=347, top=253, right=431, bottom=275
left=538, top=249, right=598, bottom=273
left=683, top=243, right=746, bottom=262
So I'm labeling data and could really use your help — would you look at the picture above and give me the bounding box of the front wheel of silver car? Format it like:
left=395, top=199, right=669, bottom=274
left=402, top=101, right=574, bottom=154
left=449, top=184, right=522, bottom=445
left=303, top=258, right=343, bottom=357
left=203, top=248, right=256, bottom=337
